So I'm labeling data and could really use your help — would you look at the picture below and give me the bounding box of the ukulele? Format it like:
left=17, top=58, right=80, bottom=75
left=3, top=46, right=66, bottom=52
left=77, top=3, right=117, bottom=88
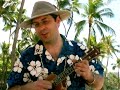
left=45, top=47, right=100, bottom=90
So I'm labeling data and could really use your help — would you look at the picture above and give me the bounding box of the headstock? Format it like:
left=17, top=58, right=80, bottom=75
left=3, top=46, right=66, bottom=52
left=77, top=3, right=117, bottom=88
left=82, top=47, right=100, bottom=61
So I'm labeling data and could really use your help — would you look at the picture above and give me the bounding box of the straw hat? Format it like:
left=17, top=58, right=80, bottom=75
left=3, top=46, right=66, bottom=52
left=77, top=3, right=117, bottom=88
left=20, top=1, right=71, bottom=28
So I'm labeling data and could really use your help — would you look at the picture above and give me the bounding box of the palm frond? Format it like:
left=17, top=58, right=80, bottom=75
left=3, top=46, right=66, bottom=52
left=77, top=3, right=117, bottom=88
left=74, top=20, right=86, bottom=40
left=95, top=20, right=116, bottom=35
left=94, top=21, right=105, bottom=38
left=98, top=8, right=114, bottom=18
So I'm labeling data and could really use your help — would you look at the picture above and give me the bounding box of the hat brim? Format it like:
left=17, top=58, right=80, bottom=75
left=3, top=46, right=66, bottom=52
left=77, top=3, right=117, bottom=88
left=19, top=10, right=70, bottom=29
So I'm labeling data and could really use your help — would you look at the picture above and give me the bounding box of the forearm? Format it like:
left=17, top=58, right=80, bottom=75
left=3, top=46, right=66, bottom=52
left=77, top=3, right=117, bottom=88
left=8, top=85, right=21, bottom=90
left=8, top=80, right=52, bottom=90
left=8, top=82, right=35, bottom=90
left=86, top=73, right=104, bottom=90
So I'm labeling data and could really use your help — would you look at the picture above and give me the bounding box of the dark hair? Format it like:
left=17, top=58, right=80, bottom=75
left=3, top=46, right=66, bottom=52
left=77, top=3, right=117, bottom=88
left=50, top=14, right=58, bottom=20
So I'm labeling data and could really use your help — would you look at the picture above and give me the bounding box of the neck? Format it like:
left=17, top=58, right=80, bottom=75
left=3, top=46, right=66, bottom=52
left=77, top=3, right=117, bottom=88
left=43, top=34, right=63, bottom=60
left=44, top=34, right=62, bottom=49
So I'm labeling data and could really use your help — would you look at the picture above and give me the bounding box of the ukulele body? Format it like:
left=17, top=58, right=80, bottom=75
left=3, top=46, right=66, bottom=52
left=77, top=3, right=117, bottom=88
left=45, top=47, right=100, bottom=90
left=45, top=73, right=67, bottom=90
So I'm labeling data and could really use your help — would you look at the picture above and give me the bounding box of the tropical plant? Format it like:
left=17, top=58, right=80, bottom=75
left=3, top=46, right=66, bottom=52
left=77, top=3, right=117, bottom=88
left=0, top=0, right=120, bottom=90
left=10, top=0, right=26, bottom=68
left=56, top=0, right=81, bottom=37
left=104, top=72, right=120, bottom=90
left=0, top=42, right=11, bottom=89
left=0, top=0, right=27, bottom=89
left=112, top=58, right=120, bottom=89
left=74, top=0, right=115, bottom=47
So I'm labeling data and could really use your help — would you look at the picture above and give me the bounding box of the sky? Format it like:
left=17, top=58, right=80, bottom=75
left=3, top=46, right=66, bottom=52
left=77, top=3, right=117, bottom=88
left=0, top=0, right=120, bottom=72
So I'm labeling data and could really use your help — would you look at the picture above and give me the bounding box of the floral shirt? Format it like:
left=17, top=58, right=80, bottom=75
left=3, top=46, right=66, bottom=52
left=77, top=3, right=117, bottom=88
left=7, top=35, right=104, bottom=90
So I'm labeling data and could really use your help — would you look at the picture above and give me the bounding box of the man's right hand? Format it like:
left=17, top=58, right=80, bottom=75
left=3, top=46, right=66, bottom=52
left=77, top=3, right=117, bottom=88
left=34, top=80, right=52, bottom=90
left=8, top=80, right=52, bottom=90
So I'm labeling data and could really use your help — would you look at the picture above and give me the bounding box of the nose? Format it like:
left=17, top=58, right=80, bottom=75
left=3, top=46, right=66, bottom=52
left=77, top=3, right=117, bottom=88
left=37, top=23, right=46, bottom=30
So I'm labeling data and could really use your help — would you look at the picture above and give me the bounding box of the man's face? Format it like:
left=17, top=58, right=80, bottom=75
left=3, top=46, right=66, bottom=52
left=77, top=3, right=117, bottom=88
left=32, top=15, right=61, bottom=43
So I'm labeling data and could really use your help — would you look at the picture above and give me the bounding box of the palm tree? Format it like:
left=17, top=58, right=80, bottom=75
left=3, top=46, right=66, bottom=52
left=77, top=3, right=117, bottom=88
left=83, top=35, right=106, bottom=58
left=56, top=0, right=81, bottom=37
left=74, top=0, right=115, bottom=47
left=99, top=36, right=120, bottom=89
left=100, top=36, right=120, bottom=77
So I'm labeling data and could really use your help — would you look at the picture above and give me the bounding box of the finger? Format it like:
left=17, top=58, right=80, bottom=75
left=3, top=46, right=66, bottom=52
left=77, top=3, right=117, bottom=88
left=74, top=62, right=86, bottom=69
left=43, top=84, right=52, bottom=89
left=41, top=89, right=47, bottom=90
left=75, top=68, right=86, bottom=76
left=42, top=81, right=52, bottom=89
left=36, top=80, right=52, bottom=89
left=74, top=64, right=90, bottom=73
left=74, top=60, right=89, bottom=67
left=80, top=60, right=89, bottom=65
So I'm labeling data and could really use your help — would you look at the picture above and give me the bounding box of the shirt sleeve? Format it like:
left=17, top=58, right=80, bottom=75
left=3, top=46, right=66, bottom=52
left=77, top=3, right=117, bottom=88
left=89, top=59, right=104, bottom=76
left=6, top=47, right=33, bottom=89
left=6, top=58, right=25, bottom=89
left=75, top=42, right=104, bottom=76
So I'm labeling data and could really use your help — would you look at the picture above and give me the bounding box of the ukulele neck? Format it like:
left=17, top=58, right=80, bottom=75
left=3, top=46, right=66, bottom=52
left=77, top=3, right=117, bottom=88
left=52, top=47, right=100, bottom=87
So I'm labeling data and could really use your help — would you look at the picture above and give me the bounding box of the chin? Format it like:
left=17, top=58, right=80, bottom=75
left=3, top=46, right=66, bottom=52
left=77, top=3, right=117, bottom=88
left=41, top=39, right=51, bottom=43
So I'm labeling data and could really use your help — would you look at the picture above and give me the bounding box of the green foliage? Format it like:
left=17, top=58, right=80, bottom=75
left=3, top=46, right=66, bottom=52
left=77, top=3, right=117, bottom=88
left=17, top=29, right=39, bottom=54
left=0, top=0, right=120, bottom=89
left=103, top=72, right=120, bottom=90
left=0, top=0, right=19, bottom=28
left=0, top=0, right=27, bottom=32
left=0, top=42, right=11, bottom=90
left=74, top=0, right=115, bottom=43
left=57, top=0, right=70, bottom=9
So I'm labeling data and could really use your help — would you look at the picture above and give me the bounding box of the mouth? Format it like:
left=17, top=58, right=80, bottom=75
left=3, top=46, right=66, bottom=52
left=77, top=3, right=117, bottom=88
left=41, top=30, right=49, bottom=34
left=39, top=30, right=50, bottom=39
left=41, top=32, right=49, bottom=38
left=41, top=32, right=48, bottom=36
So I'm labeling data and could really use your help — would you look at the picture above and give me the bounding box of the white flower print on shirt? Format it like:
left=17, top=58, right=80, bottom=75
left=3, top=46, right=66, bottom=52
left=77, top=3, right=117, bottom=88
left=13, top=59, right=23, bottom=73
left=38, top=68, right=48, bottom=80
left=34, top=44, right=43, bottom=55
left=66, top=76, right=71, bottom=87
left=77, top=43, right=89, bottom=53
left=27, top=60, right=48, bottom=79
left=57, top=57, right=66, bottom=66
left=89, top=65, right=99, bottom=74
left=67, top=55, right=80, bottom=66
left=89, top=65, right=95, bottom=72
left=45, top=51, right=54, bottom=61
left=23, top=73, right=32, bottom=82
left=68, top=40, right=73, bottom=46
left=27, top=61, right=42, bottom=76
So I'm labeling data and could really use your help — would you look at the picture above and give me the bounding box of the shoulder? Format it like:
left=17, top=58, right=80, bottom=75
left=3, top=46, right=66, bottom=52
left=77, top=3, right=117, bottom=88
left=20, top=46, right=35, bottom=57
left=20, top=40, right=43, bottom=56
left=69, top=40, right=88, bottom=52
left=18, top=45, right=36, bottom=64
left=65, top=39, right=88, bottom=57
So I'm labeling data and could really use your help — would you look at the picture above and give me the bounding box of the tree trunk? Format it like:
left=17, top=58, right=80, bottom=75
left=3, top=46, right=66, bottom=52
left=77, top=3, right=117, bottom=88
left=118, top=68, right=120, bottom=89
left=11, top=0, right=25, bottom=68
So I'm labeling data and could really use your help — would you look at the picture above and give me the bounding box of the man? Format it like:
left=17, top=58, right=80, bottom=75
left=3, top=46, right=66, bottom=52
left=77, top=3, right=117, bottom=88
left=7, top=1, right=104, bottom=90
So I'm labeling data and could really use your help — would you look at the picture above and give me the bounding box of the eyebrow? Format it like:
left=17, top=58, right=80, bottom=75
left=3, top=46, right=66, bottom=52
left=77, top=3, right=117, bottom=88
left=32, top=17, right=49, bottom=23
left=41, top=17, right=48, bottom=21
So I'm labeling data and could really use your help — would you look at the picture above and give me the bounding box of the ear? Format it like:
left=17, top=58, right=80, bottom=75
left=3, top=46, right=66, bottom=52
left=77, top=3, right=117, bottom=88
left=56, top=16, right=61, bottom=24
left=55, top=16, right=61, bottom=28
